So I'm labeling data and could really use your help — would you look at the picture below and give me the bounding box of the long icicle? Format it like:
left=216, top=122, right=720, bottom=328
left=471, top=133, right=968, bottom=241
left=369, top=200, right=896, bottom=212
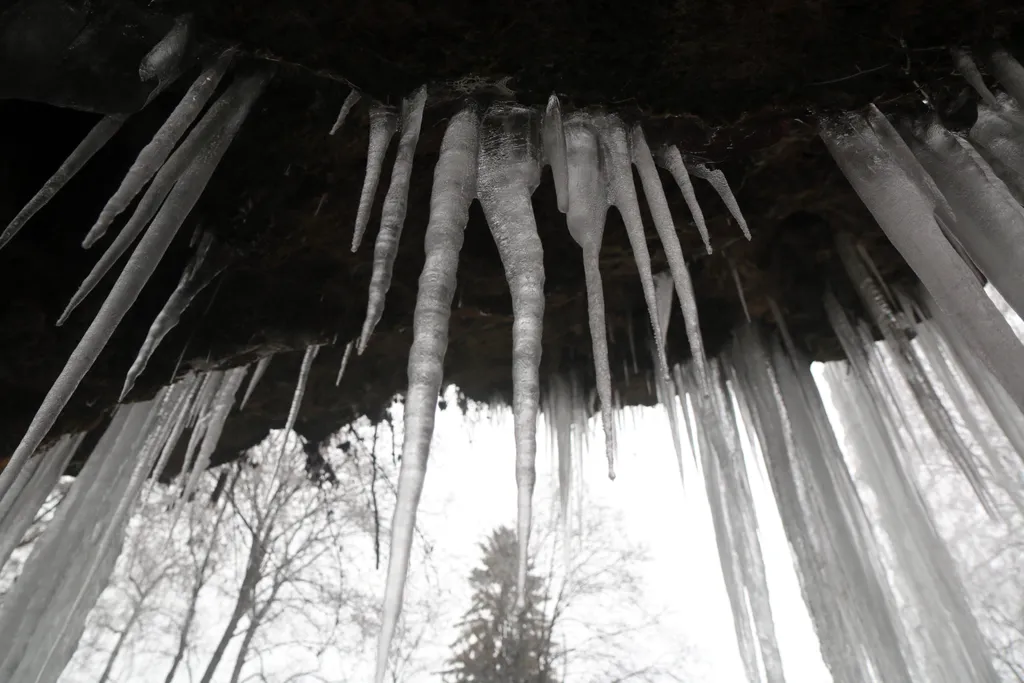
left=0, top=116, right=125, bottom=251
left=121, top=233, right=222, bottom=400
left=632, top=125, right=708, bottom=392
left=351, top=104, right=398, bottom=252
left=593, top=113, right=669, bottom=377
left=375, top=106, right=479, bottom=683
left=275, top=345, right=319, bottom=463
left=564, top=116, right=616, bottom=478
left=658, top=145, right=712, bottom=254
left=477, top=104, right=545, bottom=613
left=336, top=341, right=354, bottom=386
left=61, top=73, right=265, bottom=325
left=88, top=49, right=235, bottom=244
left=359, top=86, right=428, bottom=352
left=0, top=72, right=268, bottom=505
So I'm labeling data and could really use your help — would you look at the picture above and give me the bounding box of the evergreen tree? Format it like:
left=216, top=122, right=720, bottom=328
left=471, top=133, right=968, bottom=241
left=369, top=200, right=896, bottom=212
left=444, top=526, right=558, bottom=683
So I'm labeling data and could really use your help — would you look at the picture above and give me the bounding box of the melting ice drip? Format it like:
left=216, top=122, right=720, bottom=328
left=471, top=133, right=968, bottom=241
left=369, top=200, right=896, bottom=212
left=3, top=28, right=1024, bottom=683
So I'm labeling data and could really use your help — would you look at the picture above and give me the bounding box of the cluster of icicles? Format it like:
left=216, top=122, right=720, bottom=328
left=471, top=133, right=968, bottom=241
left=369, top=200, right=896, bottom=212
left=2, top=16, right=1024, bottom=681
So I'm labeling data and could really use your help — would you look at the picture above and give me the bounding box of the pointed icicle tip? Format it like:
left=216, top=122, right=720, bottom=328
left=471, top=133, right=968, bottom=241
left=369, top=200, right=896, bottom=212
left=351, top=104, right=398, bottom=252
left=358, top=85, right=429, bottom=353
left=330, top=89, right=362, bottom=136
left=657, top=145, right=711, bottom=254
left=687, top=162, right=751, bottom=241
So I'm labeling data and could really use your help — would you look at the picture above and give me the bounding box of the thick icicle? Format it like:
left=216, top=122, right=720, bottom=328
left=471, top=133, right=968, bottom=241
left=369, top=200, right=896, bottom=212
left=953, top=49, right=1002, bottom=110
left=820, top=112, right=1024, bottom=413
left=88, top=50, right=235, bottom=244
left=240, top=355, right=272, bottom=410
left=0, top=72, right=267, bottom=505
left=329, top=90, right=362, bottom=136
left=139, top=15, right=191, bottom=84
left=477, top=103, right=545, bottom=614
left=375, top=107, right=479, bottom=683
left=359, top=86, right=428, bottom=352
left=336, top=341, right=354, bottom=386
left=351, top=104, right=398, bottom=251
left=658, top=145, right=711, bottom=254
left=970, top=99, right=1024, bottom=204
left=687, top=162, right=750, bottom=241
left=907, top=122, right=1024, bottom=319
left=632, top=125, right=708, bottom=392
left=0, top=116, right=125, bottom=251
left=593, top=113, right=669, bottom=377
left=121, top=233, right=222, bottom=399
left=63, top=72, right=268, bottom=324
left=543, top=95, right=569, bottom=213
left=563, top=116, right=616, bottom=477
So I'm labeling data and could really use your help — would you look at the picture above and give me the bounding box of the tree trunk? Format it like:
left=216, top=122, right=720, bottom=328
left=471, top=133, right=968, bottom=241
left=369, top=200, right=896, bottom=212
left=227, top=581, right=281, bottom=683
left=163, top=477, right=236, bottom=683
left=96, top=607, right=142, bottom=683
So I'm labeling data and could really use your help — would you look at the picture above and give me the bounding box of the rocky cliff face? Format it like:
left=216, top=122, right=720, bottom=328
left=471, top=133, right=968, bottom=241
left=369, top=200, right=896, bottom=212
left=0, top=0, right=1020, bottom=471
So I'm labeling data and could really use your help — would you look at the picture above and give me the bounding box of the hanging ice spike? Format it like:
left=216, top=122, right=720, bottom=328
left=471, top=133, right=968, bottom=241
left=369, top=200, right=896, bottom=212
left=686, top=161, right=751, bottom=241
left=351, top=103, right=398, bottom=252
left=375, top=107, right=479, bottom=683
left=359, top=86, right=428, bottom=352
left=657, top=145, right=712, bottom=254
left=329, top=89, right=361, bottom=136
left=61, top=72, right=268, bottom=325
left=0, top=116, right=125, bottom=251
left=0, top=71, right=268, bottom=506
left=121, top=233, right=224, bottom=400
left=592, top=113, right=670, bottom=378
left=563, top=114, right=616, bottom=478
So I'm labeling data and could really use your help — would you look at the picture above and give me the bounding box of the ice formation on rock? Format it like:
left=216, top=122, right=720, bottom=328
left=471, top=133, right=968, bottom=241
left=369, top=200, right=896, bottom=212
left=476, top=103, right=546, bottom=613
left=658, top=145, right=711, bottom=254
left=89, top=49, right=236, bottom=244
left=359, top=86, right=428, bottom=352
left=687, top=162, right=750, bottom=241
left=563, top=115, right=616, bottom=477
left=0, top=72, right=267, bottom=506
left=375, top=107, right=479, bottom=683
left=138, top=15, right=191, bottom=85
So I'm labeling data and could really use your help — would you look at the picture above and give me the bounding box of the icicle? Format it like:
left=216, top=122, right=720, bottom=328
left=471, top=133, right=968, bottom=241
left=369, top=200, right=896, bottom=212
left=65, top=72, right=268, bottom=323
left=992, top=48, right=1024, bottom=110
left=336, top=341, right=354, bottom=386
left=730, top=259, right=752, bottom=323
left=89, top=50, right=235, bottom=243
left=149, top=373, right=203, bottom=484
left=687, top=162, right=750, bottom=241
left=351, top=104, right=398, bottom=251
left=330, top=90, right=362, bottom=136
left=276, top=345, right=319, bottom=461
left=970, top=99, right=1024, bottom=204
left=543, top=95, right=569, bottom=213
left=175, top=367, right=246, bottom=518
left=906, top=121, right=1024, bottom=320
left=657, top=145, right=711, bottom=254
left=121, top=233, right=222, bottom=400
left=476, top=103, right=545, bottom=615
left=375, top=107, right=479, bottom=683
left=632, top=125, right=708, bottom=392
left=563, top=116, right=615, bottom=478
left=139, top=15, right=191, bottom=84
left=0, top=72, right=267, bottom=506
left=0, top=116, right=125, bottom=251
left=652, top=271, right=686, bottom=482
left=359, top=86, right=428, bottom=352
left=592, top=113, right=669, bottom=377
left=820, top=112, right=1024, bottom=413
left=240, top=355, right=272, bottom=410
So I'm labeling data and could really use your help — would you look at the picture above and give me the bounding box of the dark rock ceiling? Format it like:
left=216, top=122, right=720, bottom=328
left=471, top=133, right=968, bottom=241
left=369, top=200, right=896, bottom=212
left=0, top=0, right=1021, bottom=471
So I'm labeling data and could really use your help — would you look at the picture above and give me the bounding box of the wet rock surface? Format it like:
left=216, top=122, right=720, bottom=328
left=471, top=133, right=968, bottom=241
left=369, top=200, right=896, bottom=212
left=0, top=0, right=1021, bottom=469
